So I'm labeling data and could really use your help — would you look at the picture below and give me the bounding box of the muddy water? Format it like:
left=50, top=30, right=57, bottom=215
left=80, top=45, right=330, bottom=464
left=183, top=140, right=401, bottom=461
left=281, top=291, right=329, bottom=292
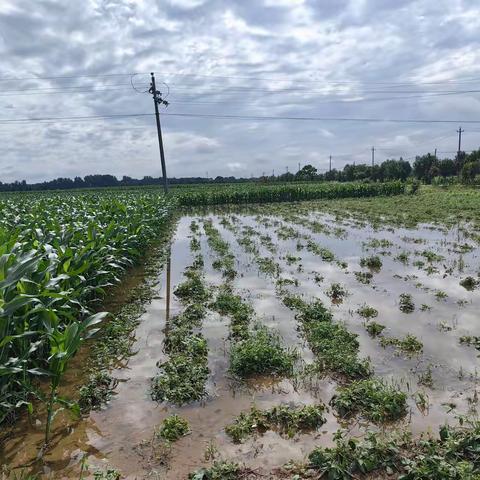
left=2, top=207, right=480, bottom=479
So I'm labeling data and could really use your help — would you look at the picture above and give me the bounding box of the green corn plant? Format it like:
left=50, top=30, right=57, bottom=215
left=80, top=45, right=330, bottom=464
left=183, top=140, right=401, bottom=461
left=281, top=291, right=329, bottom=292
left=42, top=311, right=108, bottom=445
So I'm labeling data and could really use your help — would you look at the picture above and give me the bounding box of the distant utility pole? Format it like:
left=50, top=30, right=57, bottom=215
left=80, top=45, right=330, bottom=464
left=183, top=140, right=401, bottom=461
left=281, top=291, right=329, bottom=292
left=329, top=155, right=332, bottom=172
left=286, top=166, right=289, bottom=174
left=298, top=162, right=301, bottom=172
left=457, top=126, right=464, bottom=157
left=149, top=72, right=169, bottom=194
left=371, top=146, right=375, bottom=167
left=434, top=148, right=437, bottom=158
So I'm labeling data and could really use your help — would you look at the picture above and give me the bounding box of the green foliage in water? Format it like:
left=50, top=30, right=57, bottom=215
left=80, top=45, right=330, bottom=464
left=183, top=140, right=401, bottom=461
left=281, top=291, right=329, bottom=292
left=188, top=460, right=240, bottom=480
left=225, top=403, right=327, bottom=443
left=331, top=379, right=407, bottom=423
left=360, top=255, right=383, bottom=271
left=158, top=414, right=190, bottom=442
left=292, top=299, right=372, bottom=380
left=229, top=324, right=297, bottom=378
left=79, top=370, right=116, bottom=413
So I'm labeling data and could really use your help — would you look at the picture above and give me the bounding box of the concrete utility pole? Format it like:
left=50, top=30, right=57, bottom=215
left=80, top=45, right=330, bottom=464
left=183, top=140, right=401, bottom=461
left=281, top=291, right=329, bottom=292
left=371, top=146, right=375, bottom=167
left=434, top=148, right=437, bottom=158
left=149, top=72, right=169, bottom=194
left=329, top=155, right=332, bottom=172
left=298, top=162, right=301, bottom=172
left=457, top=126, right=464, bottom=157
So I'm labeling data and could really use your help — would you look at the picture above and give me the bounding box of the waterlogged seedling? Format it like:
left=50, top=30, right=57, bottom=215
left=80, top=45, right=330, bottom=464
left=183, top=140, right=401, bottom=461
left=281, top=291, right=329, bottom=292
left=380, top=334, right=423, bottom=357
left=158, top=414, right=190, bottom=442
left=331, top=379, right=407, bottom=423
left=326, top=282, right=348, bottom=303
left=354, top=271, right=373, bottom=284
left=395, top=251, right=410, bottom=264
left=229, top=324, right=298, bottom=378
left=93, top=469, right=121, bottom=480
left=366, top=322, right=386, bottom=337
left=360, top=255, right=382, bottom=272
left=293, top=299, right=372, bottom=380
left=399, top=293, right=415, bottom=313
left=460, top=276, right=478, bottom=291
left=79, top=370, right=117, bottom=413
left=460, top=336, right=480, bottom=350
left=356, top=304, right=378, bottom=319
left=188, top=460, right=240, bottom=480
left=225, top=403, right=327, bottom=443
left=434, top=290, right=448, bottom=301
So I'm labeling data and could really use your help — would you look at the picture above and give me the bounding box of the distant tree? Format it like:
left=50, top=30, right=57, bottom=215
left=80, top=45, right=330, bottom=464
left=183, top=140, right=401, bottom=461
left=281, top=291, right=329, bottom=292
left=461, top=161, right=480, bottom=184
left=437, top=159, right=456, bottom=177
left=413, top=154, right=437, bottom=183
left=296, top=164, right=317, bottom=180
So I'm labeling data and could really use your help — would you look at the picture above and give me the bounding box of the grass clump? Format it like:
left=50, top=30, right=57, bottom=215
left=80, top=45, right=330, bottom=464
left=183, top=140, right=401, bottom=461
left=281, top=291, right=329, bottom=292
left=399, top=293, right=415, bottom=313
left=366, top=322, right=386, bottom=337
left=360, top=255, right=382, bottom=272
left=229, top=324, right=297, bottom=378
left=157, top=414, right=190, bottom=442
left=188, top=460, right=240, bottom=480
left=225, top=403, right=327, bottom=443
left=331, top=379, right=407, bottom=423
left=380, top=334, right=423, bottom=356
left=357, top=304, right=378, bottom=319
left=79, top=370, right=116, bottom=413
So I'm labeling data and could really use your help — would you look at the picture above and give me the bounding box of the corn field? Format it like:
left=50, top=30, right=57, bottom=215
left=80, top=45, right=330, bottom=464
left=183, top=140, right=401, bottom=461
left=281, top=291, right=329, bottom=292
left=174, top=181, right=406, bottom=206
left=0, top=192, right=174, bottom=425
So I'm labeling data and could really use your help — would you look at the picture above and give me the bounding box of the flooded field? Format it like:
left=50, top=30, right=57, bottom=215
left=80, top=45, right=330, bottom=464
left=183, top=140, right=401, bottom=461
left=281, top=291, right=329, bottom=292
left=2, top=198, right=480, bottom=479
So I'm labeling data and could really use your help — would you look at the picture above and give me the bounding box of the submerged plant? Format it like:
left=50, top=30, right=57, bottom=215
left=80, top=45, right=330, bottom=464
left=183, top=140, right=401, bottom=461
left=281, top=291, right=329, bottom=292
left=79, top=370, right=117, bottom=413
left=380, top=334, right=423, bottom=356
left=225, top=403, right=327, bottom=443
left=326, top=283, right=348, bottom=302
left=366, top=322, right=386, bottom=337
left=229, top=324, right=297, bottom=378
left=157, top=414, right=190, bottom=442
left=357, top=304, right=378, bottom=319
left=399, top=293, right=415, bottom=313
left=188, top=460, right=240, bottom=480
left=360, top=255, right=382, bottom=272
left=460, top=276, right=478, bottom=291
left=331, top=379, right=407, bottom=423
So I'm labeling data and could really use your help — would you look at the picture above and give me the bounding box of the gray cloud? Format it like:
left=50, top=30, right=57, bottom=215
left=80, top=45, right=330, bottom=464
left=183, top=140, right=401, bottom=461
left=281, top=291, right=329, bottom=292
left=0, top=0, right=479, bottom=182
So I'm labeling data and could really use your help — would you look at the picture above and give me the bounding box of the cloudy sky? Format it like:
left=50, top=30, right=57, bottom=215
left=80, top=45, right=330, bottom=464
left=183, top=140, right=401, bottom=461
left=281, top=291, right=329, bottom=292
left=1, top=0, right=480, bottom=182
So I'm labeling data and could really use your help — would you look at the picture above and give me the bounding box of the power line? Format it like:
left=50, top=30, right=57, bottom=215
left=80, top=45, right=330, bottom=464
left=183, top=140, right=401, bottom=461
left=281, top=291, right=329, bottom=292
left=2, top=112, right=480, bottom=125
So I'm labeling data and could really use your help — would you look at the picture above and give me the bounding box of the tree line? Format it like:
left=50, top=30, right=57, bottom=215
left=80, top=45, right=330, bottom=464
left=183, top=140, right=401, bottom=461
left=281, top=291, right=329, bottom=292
left=1, top=149, right=479, bottom=192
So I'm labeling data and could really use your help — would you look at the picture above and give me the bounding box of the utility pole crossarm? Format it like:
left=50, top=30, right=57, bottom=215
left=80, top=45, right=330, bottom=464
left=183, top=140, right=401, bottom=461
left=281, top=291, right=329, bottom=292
left=150, top=72, right=169, bottom=194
